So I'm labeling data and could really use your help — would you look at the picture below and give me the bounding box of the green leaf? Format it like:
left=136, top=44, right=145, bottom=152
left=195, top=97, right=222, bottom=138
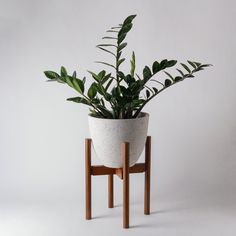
left=175, top=76, right=182, bottom=82
left=164, top=71, right=174, bottom=81
left=165, top=79, right=172, bottom=87
left=72, top=78, right=84, bottom=94
left=199, top=64, right=212, bottom=68
left=105, top=78, right=113, bottom=91
left=193, top=62, right=202, bottom=67
left=160, top=59, right=168, bottom=69
left=95, top=61, right=116, bottom=69
left=152, top=61, right=160, bottom=74
left=118, top=42, right=127, bottom=52
left=119, top=23, right=132, bottom=35
left=72, top=71, right=76, bottom=78
left=117, top=33, right=126, bottom=45
left=102, top=36, right=117, bottom=40
left=100, top=98, right=105, bottom=106
left=152, top=87, right=158, bottom=93
left=123, top=15, right=136, bottom=25
left=180, top=63, right=191, bottom=73
left=166, top=60, right=177, bottom=67
left=187, top=60, right=197, bottom=69
left=186, top=74, right=195, bottom=78
left=146, top=89, right=150, bottom=98
left=176, top=69, right=185, bottom=76
left=88, top=71, right=100, bottom=82
left=117, top=58, right=125, bottom=66
left=67, top=97, right=89, bottom=105
left=111, top=26, right=122, bottom=29
left=117, top=51, right=122, bottom=60
left=101, top=73, right=111, bottom=84
left=65, top=76, right=74, bottom=87
left=60, top=66, right=67, bottom=76
left=106, top=30, right=119, bottom=33
left=143, top=66, right=152, bottom=80
left=98, top=70, right=106, bottom=79
left=44, top=71, right=59, bottom=79
left=96, top=46, right=116, bottom=57
left=96, top=44, right=117, bottom=48
left=87, top=83, right=97, bottom=99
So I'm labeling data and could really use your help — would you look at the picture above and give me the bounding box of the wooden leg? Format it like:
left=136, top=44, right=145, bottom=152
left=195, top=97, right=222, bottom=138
left=122, top=142, right=129, bottom=229
left=144, top=136, right=151, bottom=215
left=85, top=139, right=92, bottom=220
left=108, top=174, right=114, bottom=208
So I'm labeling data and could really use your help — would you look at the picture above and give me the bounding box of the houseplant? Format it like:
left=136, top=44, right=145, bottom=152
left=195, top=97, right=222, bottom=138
left=44, top=15, right=211, bottom=167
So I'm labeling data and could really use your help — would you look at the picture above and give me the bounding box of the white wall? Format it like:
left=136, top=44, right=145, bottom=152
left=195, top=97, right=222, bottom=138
left=0, top=0, right=236, bottom=235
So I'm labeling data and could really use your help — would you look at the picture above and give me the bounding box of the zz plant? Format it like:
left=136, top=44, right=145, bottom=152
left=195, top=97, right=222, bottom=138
left=44, top=15, right=211, bottom=119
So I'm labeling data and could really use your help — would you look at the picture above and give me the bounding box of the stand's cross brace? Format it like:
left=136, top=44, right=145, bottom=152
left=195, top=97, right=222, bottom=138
left=85, top=136, right=151, bottom=229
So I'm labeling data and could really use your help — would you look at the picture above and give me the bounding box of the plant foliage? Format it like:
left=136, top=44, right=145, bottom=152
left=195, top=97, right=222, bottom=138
left=44, top=15, right=211, bottom=119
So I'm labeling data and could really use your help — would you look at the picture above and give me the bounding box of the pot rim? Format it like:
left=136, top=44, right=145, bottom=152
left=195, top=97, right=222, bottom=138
left=88, top=112, right=149, bottom=121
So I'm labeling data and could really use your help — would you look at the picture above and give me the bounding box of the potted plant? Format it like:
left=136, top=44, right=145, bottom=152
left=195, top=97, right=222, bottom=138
left=44, top=15, right=211, bottom=168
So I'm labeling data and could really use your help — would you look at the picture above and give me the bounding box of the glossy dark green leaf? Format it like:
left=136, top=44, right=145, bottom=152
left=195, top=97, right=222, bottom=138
left=118, top=58, right=125, bottom=66
left=96, top=46, right=116, bottom=57
left=105, top=78, right=113, bottom=91
left=65, top=76, right=74, bottom=87
left=72, top=77, right=84, bottom=94
left=95, top=61, right=116, bottom=69
left=123, top=15, right=136, bottom=25
left=180, top=63, right=191, bottom=73
left=174, top=76, right=182, bottom=82
left=146, top=89, right=150, bottom=98
left=102, top=36, right=117, bottom=40
left=143, top=66, right=152, bottom=80
left=98, top=70, right=106, bottom=79
left=96, top=44, right=117, bottom=48
left=164, top=71, right=174, bottom=81
left=101, top=73, right=111, bottom=84
left=166, top=60, right=177, bottom=67
left=100, top=98, right=105, bottom=106
left=160, top=59, right=168, bottom=69
left=176, top=69, right=185, bottom=76
left=199, top=64, right=212, bottom=68
left=72, top=71, right=76, bottom=78
left=60, top=66, right=67, bottom=76
left=67, top=97, right=89, bottom=105
left=152, top=61, right=160, bottom=74
left=117, top=33, right=126, bottom=44
left=118, top=42, right=127, bottom=52
left=187, top=60, right=197, bottom=69
left=152, top=87, right=158, bottom=93
left=117, top=51, right=122, bottom=60
left=165, top=79, right=172, bottom=87
left=186, top=74, right=195, bottom=78
left=87, top=83, right=97, bottom=99
left=44, top=71, right=59, bottom=79
left=193, top=62, right=202, bottom=67
left=106, top=30, right=119, bottom=33
left=88, top=71, right=100, bottom=82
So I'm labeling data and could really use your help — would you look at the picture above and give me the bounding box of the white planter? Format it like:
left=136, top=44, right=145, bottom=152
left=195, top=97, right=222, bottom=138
left=88, top=112, right=149, bottom=168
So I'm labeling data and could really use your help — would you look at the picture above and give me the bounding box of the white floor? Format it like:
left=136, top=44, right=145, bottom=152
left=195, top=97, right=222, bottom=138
left=1, top=196, right=235, bottom=236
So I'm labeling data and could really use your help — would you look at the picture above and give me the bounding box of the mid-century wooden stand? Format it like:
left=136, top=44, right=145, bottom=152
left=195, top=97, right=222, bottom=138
left=85, top=136, right=151, bottom=229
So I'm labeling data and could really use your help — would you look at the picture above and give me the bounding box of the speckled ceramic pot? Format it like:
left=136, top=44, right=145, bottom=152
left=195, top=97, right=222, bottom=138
left=88, top=112, right=149, bottom=168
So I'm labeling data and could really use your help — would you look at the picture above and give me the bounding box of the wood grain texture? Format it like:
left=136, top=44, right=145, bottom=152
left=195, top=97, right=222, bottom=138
left=108, top=175, right=114, bottom=208
left=122, top=142, right=130, bottom=229
left=144, top=136, right=151, bottom=215
left=85, top=138, right=92, bottom=220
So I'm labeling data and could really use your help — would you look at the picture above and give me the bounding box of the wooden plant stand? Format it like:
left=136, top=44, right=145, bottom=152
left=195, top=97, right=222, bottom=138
left=85, top=136, right=151, bottom=229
